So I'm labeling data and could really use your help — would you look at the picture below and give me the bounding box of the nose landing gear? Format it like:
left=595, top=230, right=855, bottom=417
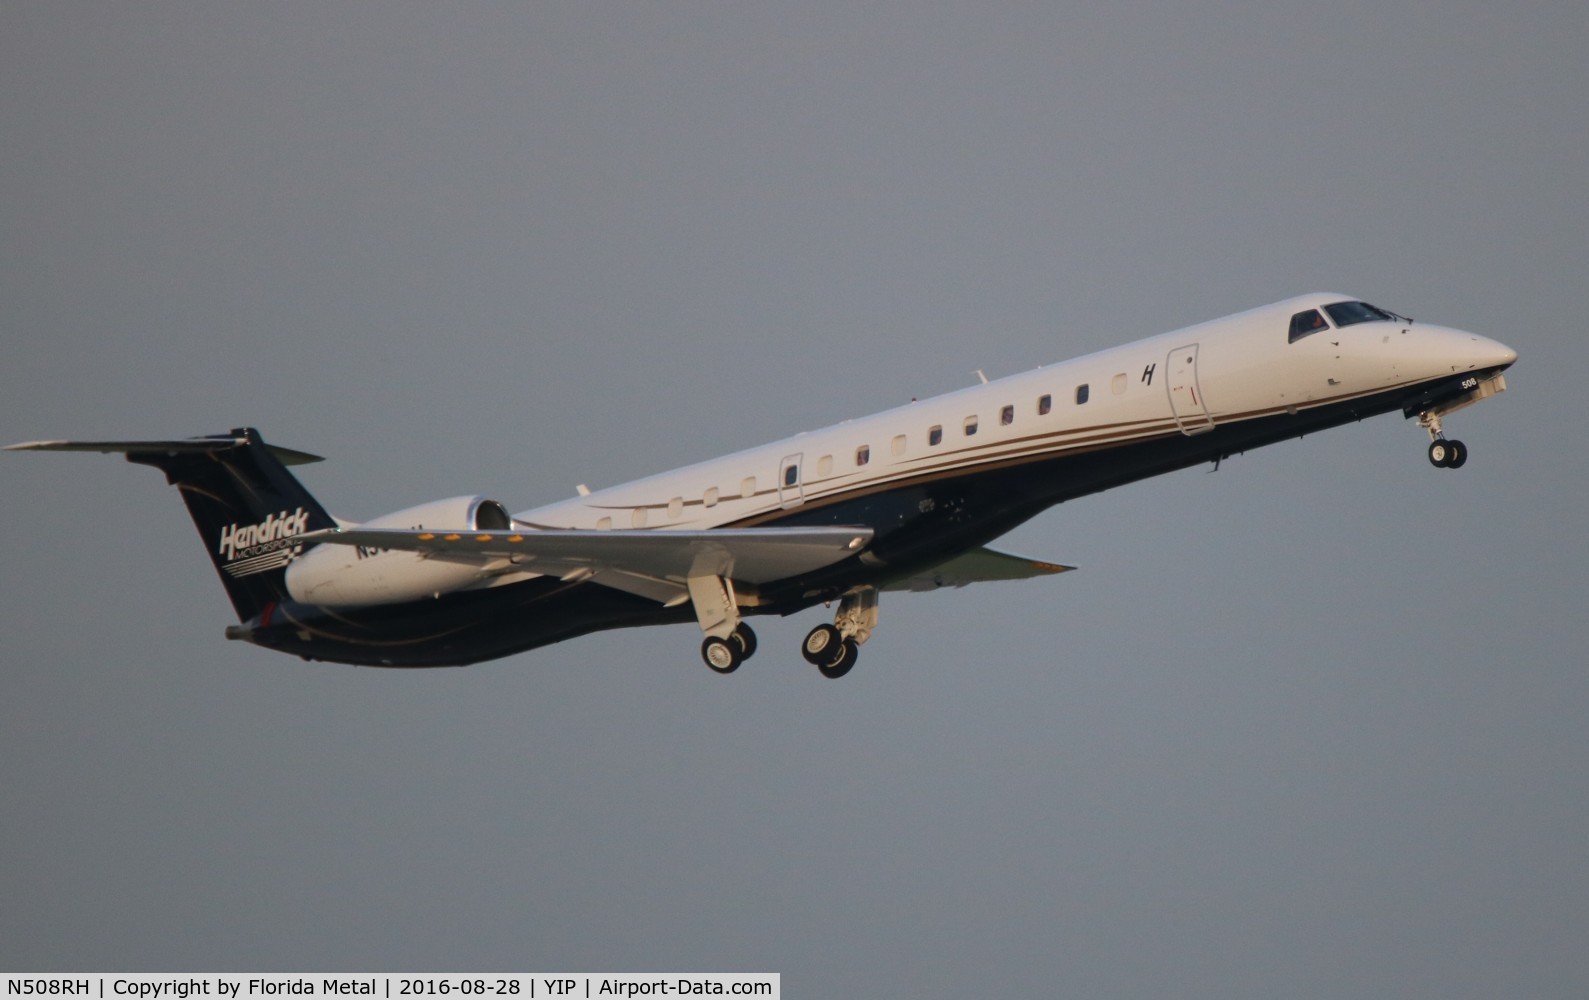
left=1417, top=410, right=1469, bottom=469
left=1413, top=372, right=1508, bottom=470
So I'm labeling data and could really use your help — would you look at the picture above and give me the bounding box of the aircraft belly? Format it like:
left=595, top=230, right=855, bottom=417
left=241, top=576, right=693, bottom=667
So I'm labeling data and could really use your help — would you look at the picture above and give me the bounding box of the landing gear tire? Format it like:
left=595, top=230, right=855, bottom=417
left=802, top=623, right=842, bottom=665
left=817, top=638, right=859, bottom=679
left=730, top=623, right=758, bottom=660
left=1428, top=439, right=1468, bottom=469
left=701, top=636, right=742, bottom=674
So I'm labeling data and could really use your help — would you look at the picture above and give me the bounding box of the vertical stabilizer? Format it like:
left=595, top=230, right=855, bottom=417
left=7, top=428, right=336, bottom=619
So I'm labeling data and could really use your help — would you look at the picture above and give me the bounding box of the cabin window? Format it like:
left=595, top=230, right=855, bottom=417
left=740, top=476, right=756, bottom=499
left=817, top=455, right=833, bottom=477
left=964, top=416, right=978, bottom=436
left=1075, top=384, right=1090, bottom=405
left=596, top=516, right=612, bottom=530
left=1112, top=373, right=1128, bottom=395
left=1289, top=309, right=1330, bottom=342
left=668, top=497, right=683, bottom=519
left=928, top=425, right=943, bottom=446
left=1000, top=405, right=1015, bottom=426
left=891, top=434, right=907, bottom=456
left=856, top=445, right=870, bottom=466
left=703, top=487, right=719, bottom=508
left=1038, top=394, right=1052, bottom=415
left=631, top=507, right=648, bottom=528
left=783, top=463, right=799, bottom=488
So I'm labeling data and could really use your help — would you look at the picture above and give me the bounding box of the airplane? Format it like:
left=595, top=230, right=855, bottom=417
left=8, top=293, right=1515, bottom=678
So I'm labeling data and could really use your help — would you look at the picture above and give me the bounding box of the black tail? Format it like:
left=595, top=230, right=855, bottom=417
left=126, top=428, right=338, bottom=619
left=10, top=428, right=336, bottom=620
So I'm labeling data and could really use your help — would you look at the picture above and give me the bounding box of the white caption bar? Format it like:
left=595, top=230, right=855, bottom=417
left=4, top=977, right=778, bottom=1000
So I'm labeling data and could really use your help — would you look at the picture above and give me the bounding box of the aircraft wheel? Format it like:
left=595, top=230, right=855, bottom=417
left=731, top=623, right=758, bottom=660
left=818, top=638, right=859, bottom=679
left=1428, top=440, right=1453, bottom=468
left=1447, top=439, right=1468, bottom=468
left=802, top=623, right=842, bottom=664
left=701, top=636, right=742, bottom=674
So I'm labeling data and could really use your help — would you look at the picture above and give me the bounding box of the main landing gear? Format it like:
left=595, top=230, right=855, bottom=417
left=801, top=586, right=877, bottom=679
left=689, top=571, right=757, bottom=674
left=690, top=575, right=879, bottom=680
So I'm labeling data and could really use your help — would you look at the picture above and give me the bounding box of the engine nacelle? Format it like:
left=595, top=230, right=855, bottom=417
left=285, top=495, right=514, bottom=607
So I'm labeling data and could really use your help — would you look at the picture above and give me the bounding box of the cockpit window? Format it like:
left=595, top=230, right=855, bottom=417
left=1288, top=309, right=1330, bottom=343
left=1323, top=301, right=1395, bottom=328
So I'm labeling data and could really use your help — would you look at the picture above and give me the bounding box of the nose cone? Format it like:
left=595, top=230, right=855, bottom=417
left=1464, top=332, right=1518, bottom=372
left=1488, top=338, right=1518, bottom=369
left=1429, top=326, right=1517, bottom=375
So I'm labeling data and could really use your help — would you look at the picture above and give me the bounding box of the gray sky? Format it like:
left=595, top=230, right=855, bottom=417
left=3, top=3, right=1586, bottom=995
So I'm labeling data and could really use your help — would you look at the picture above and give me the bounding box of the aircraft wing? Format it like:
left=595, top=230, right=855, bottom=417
left=882, top=547, right=1075, bottom=593
left=300, top=525, right=873, bottom=605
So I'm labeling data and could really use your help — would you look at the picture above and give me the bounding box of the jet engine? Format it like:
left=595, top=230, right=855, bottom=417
left=285, top=495, right=515, bottom=607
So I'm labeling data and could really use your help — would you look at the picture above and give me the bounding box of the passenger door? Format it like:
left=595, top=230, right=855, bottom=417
left=778, top=453, right=805, bottom=508
left=1166, top=344, right=1214, bottom=435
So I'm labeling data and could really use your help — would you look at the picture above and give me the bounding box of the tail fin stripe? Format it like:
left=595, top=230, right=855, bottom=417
left=222, top=549, right=300, bottom=578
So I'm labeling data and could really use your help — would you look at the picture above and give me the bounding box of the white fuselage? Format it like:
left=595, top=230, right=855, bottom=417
left=518, top=294, right=1514, bottom=534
